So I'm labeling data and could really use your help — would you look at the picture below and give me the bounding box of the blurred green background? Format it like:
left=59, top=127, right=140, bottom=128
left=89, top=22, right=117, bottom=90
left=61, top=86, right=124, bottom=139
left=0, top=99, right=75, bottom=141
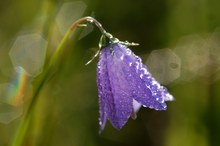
left=0, top=0, right=220, bottom=146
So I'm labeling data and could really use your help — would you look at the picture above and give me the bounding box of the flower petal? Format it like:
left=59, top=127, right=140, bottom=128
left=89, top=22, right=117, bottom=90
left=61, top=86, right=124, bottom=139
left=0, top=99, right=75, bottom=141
left=105, top=47, right=133, bottom=129
left=114, top=43, right=173, bottom=110
left=131, top=99, right=142, bottom=119
left=97, top=43, right=174, bottom=131
left=97, top=48, right=111, bottom=131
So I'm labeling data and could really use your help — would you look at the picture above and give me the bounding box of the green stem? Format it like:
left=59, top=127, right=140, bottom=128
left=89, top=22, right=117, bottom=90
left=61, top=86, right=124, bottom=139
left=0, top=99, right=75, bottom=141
left=12, top=16, right=104, bottom=146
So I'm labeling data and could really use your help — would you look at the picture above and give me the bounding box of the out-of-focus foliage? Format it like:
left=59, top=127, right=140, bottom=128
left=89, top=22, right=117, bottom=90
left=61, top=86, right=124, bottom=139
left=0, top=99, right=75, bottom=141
left=0, top=0, right=220, bottom=146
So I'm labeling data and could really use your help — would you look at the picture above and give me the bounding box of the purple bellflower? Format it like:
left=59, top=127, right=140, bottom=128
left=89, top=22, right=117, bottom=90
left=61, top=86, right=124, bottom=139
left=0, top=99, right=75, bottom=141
left=95, top=33, right=174, bottom=132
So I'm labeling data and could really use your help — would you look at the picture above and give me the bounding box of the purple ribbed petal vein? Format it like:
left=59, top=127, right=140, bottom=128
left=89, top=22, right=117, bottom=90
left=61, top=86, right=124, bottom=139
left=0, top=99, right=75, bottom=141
left=97, top=43, right=174, bottom=130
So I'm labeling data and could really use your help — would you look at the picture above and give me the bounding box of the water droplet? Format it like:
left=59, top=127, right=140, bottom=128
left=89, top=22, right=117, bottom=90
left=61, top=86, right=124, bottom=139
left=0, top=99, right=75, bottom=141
left=120, top=55, right=124, bottom=60
left=140, top=68, right=147, bottom=74
left=161, top=102, right=167, bottom=109
left=140, top=74, right=143, bottom=78
left=126, top=49, right=132, bottom=55
left=136, top=57, right=142, bottom=63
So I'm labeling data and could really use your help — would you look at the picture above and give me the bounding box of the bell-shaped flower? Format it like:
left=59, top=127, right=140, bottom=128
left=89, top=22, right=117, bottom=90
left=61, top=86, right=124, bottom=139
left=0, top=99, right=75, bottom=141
left=97, top=43, right=174, bottom=132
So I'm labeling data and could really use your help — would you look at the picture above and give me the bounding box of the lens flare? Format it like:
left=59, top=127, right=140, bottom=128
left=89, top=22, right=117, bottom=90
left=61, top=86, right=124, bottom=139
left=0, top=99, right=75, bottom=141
left=1, top=66, right=29, bottom=107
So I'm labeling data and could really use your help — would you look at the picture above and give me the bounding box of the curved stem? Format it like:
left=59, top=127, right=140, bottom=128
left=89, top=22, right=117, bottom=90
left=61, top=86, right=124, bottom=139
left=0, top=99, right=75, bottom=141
left=12, top=16, right=106, bottom=146
left=70, top=16, right=106, bottom=33
left=49, top=16, right=107, bottom=67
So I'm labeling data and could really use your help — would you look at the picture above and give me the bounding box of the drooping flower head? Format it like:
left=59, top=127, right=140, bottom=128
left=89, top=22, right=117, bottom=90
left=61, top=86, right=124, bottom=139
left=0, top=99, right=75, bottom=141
left=78, top=17, right=174, bottom=132
left=96, top=33, right=174, bottom=132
